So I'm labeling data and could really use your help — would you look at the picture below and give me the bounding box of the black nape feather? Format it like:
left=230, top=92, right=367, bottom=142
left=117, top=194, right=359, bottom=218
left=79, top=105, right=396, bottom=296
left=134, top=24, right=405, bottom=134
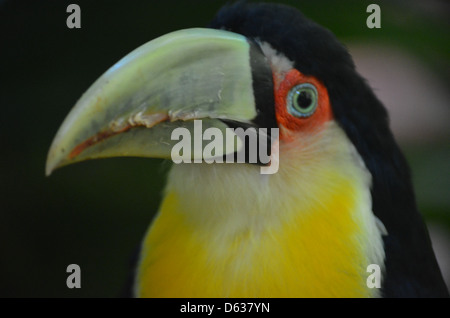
left=209, top=2, right=448, bottom=297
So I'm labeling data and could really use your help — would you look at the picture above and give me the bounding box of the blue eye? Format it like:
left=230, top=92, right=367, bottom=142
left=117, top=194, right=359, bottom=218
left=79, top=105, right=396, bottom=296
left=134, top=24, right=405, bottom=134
left=287, top=83, right=318, bottom=118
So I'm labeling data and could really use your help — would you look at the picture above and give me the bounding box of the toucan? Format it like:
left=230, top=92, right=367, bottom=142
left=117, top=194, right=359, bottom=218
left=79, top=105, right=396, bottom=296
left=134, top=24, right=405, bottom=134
left=46, top=2, right=448, bottom=297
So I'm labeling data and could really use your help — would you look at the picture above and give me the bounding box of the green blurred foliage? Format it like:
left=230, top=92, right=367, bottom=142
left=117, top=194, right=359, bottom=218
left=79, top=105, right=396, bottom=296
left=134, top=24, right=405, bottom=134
left=0, top=0, right=448, bottom=297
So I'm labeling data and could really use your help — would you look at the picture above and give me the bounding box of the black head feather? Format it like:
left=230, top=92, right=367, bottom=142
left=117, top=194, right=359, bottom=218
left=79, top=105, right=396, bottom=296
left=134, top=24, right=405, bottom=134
left=209, top=2, right=448, bottom=297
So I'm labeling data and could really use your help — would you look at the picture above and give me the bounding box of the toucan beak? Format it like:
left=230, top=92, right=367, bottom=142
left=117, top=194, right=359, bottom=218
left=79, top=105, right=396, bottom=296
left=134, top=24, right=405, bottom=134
left=46, top=28, right=273, bottom=176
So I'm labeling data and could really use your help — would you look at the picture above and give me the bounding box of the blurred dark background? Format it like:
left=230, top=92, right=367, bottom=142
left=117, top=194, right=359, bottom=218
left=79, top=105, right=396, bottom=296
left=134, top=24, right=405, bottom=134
left=1, top=0, right=449, bottom=297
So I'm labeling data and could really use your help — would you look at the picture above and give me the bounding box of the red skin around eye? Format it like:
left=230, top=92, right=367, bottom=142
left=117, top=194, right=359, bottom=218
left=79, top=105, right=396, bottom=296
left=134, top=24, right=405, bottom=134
left=274, top=69, right=333, bottom=140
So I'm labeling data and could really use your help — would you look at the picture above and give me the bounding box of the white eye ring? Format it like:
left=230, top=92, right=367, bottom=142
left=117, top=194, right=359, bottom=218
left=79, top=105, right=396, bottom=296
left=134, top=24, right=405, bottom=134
left=287, top=83, right=318, bottom=118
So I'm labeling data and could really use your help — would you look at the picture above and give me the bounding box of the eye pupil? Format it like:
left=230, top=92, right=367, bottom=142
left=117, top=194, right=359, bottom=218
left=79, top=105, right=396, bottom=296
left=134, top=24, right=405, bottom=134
left=287, top=83, right=318, bottom=118
left=296, top=91, right=313, bottom=109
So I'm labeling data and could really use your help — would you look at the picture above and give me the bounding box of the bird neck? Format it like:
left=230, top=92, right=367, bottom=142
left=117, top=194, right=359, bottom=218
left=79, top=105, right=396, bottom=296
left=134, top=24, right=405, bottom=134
left=136, top=122, right=385, bottom=297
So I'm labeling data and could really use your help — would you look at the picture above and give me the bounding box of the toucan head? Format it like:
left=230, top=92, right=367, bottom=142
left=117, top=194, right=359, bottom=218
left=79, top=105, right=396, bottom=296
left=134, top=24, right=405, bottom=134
left=46, top=2, right=378, bottom=175
left=45, top=1, right=412, bottom=228
left=46, top=0, right=409, bottom=233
